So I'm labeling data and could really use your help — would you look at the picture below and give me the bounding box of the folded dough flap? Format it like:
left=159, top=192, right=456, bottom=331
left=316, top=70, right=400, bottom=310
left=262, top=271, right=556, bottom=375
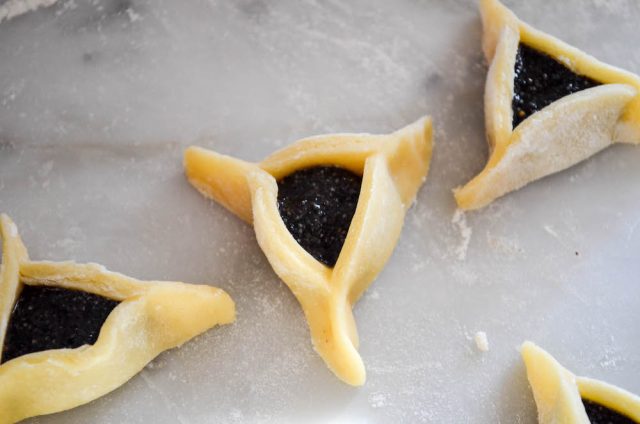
left=332, top=154, right=405, bottom=304
left=184, top=146, right=255, bottom=223
left=0, top=214, right=28, bottom=364
left=616, top=104, right=640, bottom=144
left=521, top=341, right=590, bottom=424
left=19, top=261, right=150, bottom=300
left=577, top=377, right=640, bottom=423
left=260, top=117, right=433, bottom=184
left=247, top=168, right=330, bottom=278
left=259, top=134, right=389, bottom=181
left=456, top=84, right=636, bottom=210
left=382, top=116, right=433, bottom=207
left=303, top=293, right=365, bottom=386
left=483, top=25, right=519, bottom=156
left=480, top=0, right=519, bottom=61
left=140, top=283, right=236, bottom=349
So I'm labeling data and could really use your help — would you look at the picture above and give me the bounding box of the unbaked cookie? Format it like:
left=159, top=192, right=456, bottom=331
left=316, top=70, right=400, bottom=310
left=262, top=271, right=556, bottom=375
left=522, top=342, right=640, bottom=423
left=0, top=214, right=235, bottom=423
left=455, top=0, right=640, bottom=210
left=184, top=117, right=433, bottom=385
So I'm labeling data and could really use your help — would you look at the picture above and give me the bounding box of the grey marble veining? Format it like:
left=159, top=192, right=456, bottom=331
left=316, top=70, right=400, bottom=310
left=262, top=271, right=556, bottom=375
left=1, top=0, right=639, bottom=423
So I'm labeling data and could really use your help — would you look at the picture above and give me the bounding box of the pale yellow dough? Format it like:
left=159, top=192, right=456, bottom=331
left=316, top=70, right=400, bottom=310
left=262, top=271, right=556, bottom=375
left=454, top=0, right=640, bottom=210
left=521, top=341, right=640, bottom=423
left=184, top=117, right=433, bottom=386
left=0, top=214, right=235, bottom=424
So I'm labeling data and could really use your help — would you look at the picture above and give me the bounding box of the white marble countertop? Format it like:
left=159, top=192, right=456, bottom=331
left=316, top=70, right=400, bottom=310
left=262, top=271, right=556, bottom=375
left=1, top=0, right=639, bottom=422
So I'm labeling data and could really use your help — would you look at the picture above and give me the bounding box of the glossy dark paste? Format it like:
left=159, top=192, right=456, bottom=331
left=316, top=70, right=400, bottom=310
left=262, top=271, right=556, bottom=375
left=277, top=166, right=362, bottom=267
left=1, top=285, right=120, bottom=363
left=512, top=44, right=601, bottom=128
left=582, top=398, right=637, bottom=424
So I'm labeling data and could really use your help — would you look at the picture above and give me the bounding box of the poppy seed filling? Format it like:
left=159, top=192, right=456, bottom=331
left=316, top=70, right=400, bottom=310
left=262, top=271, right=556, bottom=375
left=277, top=166, right=362, bottom=267
left=582, top=398, right=637, bottom=424
left=1, top=285, right=120, bottom=364
left=512, top=44, right=601, bottom=128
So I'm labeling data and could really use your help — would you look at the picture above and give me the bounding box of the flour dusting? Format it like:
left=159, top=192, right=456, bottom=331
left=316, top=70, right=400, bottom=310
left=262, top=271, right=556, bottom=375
left=543, top=225, right=559, bottom=238
left=368, top=392, right=388, bottom=409
left=452, top=209, right=472, bottom=261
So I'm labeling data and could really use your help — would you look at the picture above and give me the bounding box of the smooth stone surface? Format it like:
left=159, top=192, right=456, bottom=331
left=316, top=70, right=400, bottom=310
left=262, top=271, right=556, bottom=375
left=0, top=0, right=639, bottom=422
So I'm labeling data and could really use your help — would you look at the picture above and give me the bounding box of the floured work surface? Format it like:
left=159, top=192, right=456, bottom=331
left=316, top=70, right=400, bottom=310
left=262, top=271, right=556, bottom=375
left=0, top=0, right=638, bottom=422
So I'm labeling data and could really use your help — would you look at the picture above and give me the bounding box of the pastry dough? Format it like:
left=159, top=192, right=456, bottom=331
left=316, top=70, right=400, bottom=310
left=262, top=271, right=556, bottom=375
left=455, top=0, right=640, bottom=210
left=184, top=117, right=433, bottom=385
left=0, top=214, right=235, bottom=423
left=521, top=341, right=640, bottom=423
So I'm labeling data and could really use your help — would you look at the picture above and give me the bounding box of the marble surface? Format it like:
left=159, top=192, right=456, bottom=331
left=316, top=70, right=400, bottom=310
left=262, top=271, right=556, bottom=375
left=1, top=0, right=640, bottom=422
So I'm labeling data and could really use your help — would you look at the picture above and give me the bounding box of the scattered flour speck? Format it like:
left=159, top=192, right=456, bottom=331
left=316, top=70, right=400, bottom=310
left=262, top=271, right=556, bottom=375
left=368, top=392, right=388, bottom=409
left=474, top=331, right=489, bottom=352
left=543, top=224, right=573, bottom=251
left=589, top=0, right=630, bottom=14
left=452, top=209, right=472, bottom=261
left=598, top=346, right=623, bottom=369
left=229, top=409, right=244, bottom=422
left=543, top=225, right=559, bottom=238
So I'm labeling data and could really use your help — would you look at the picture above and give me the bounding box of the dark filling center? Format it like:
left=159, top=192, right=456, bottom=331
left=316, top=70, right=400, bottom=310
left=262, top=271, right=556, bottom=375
left=512, top=44, right=601, bottom=128
left=1, top=285, right=120, bottom=364
left=582, top=398, right=637, bottom=424
left=277, top=166, right=362, bottom=267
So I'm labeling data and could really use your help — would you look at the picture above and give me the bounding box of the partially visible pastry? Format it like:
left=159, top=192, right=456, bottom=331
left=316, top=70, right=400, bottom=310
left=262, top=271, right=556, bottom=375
left=521, top=341, right=640, bottom=423
left=184, top=117, right=433, bottom=385
left=455, top=0, right=640, bottom=210
left=0, top=214, right=235, bottom=423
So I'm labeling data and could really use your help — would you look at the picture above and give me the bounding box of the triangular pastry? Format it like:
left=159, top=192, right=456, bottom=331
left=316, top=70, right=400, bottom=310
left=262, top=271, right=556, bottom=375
left=455, top=0, right=640, bottom=210
left=521, top=341, right=640, bottom=423
left=0, top=214, right=235, bottom=423
left=184, top=117, right=433, bottom=385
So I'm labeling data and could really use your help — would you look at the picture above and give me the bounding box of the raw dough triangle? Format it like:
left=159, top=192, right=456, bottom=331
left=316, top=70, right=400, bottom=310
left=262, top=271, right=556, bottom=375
left=455, top=0, right=640, bottom=210
left=521, top=341, right=640, bottom=423
left=184, top=117, right=433, bottom=385
left=0, top=214, right=235, bottom=423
